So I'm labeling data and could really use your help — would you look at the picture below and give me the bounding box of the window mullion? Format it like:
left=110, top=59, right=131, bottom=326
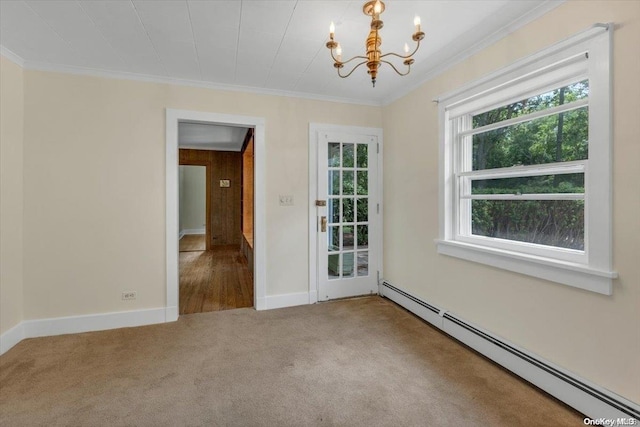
left=458, top=160, right=586, bottom=180
left=463, top=193, right=585, bottom=201
left=459, top=98, right=588, bottom=138
left=456, top=115, right=473, bottom=237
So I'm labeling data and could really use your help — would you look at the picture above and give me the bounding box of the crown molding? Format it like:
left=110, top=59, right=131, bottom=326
left=1, top=0, right=563, bottom=109
left=16, top=58, right=382, bottom=107
left=382, top=0, right=566, bottom=106
left=0, top=46, right=25, bottom=67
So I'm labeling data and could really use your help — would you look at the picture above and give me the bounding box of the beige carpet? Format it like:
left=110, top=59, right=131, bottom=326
left=0, top=297, right=582, bottom=426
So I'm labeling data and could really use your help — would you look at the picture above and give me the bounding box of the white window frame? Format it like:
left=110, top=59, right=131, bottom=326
left=436, top=24, right=617, bottom=295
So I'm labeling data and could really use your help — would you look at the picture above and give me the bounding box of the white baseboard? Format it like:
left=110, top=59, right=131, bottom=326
left=264, top=291, right=311, bottom=310
left=0, top=323, right=25, bottom=355
left=182, top=228, right=205, bottom=235
left=380, top=281, right=640, bottom=422
left=1, top=292, right=314, bottom=354
left=0, top=307, right=172, bottom=356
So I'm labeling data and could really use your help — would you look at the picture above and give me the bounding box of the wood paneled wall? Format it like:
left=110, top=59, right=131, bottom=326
left=242, top=135, right=254, bottom=245
left=180, top=149, right=242, bottom=247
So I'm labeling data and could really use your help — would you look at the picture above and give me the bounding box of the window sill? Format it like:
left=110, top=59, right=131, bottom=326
left=435, top=239, right=617, bottom=295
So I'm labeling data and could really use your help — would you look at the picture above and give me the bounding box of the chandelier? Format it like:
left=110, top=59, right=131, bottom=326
left=326, top=0, right=424, bottom=87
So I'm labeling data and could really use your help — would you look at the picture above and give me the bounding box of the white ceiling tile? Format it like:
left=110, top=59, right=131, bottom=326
left=293, top=72, right=330, bottom=95
left=237, top=29, right=283, bottom=61
left=199, top=47, right=237, bottom=84
left=79, top=0, right=165, bottom=76
left=240, top=1, right=296, bottom=38
left=269, top=53, right=313, bottom=76
left=25, top=0, right=128, bottom=70
left=265, top=70, right=302, bottom=91
left=0, top=0, right=554, bottom=104
left=133, top=0, right=200, bottom=79
left=235, top=60, right=269, bottom=87
left=285, top=1, right=350, bottom=43
left=188, top=0, right=240, bottom=51
left=187, top=1, right=241, bottom=30
left=0, top=0, right=83, bottom=65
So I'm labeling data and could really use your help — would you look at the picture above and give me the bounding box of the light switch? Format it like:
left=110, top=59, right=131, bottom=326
left=219, top=179, right=230, bottom=187
left=279, top=195, right=294, bottom=206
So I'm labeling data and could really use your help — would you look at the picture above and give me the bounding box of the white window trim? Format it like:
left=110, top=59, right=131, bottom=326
left=436, top=23, right=617, bottom=295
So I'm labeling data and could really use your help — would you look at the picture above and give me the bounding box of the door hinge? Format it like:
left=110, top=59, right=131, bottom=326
left=376, top=142, right=379, bottom=153
left=377, top=203, right=379, bottom=214
left=377, top=270, right=380, bottom=284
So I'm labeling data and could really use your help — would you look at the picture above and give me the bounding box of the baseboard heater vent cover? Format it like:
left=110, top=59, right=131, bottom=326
left=380, top=281, right=639, bottom=421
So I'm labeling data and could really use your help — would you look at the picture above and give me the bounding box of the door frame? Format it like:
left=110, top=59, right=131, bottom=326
left=178, top=159, right=211, bottom=250
left=308, top=123, right=384, bottom=303
left=166, top=109, right=267, bottom=321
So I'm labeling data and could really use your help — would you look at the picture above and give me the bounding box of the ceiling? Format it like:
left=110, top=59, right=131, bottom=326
left=178, top=122, right=249, bottom=152
left=0, top=0, right=562, bottom=105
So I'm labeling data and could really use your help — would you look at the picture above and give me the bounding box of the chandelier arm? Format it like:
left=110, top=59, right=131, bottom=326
left=381, top=59, right=411, bottom=77
left=337, top=60, right=369, bottom=78
left=330, top=49, right=367, bottom=65
left=380, top=39, right=421, bottom=60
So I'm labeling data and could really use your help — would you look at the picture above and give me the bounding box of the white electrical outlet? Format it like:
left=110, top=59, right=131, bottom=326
left=122, top=291, right=137, bottom=300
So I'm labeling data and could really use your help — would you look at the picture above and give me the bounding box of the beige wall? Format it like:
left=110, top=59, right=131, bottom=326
left=0, top=56, right=24, bottom=335
left=179, top=165, right=206, bottom=232
left=383, top=0, right=640, bottom=402
left=22, top=71, right=382, bottom=319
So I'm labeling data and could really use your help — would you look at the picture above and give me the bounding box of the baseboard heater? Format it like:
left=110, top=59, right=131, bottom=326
left=380, top=281, right=640, bottom=421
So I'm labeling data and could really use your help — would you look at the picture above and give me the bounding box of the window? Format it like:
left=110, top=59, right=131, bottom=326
left=437, top=24, right=616, bottom=294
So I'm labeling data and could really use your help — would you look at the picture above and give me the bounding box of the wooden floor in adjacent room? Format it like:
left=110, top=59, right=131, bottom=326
left=179, top=235, right=253, bottom=314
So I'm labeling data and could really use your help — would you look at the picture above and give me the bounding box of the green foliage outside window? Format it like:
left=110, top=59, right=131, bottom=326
left=470, top=80, right=589, bottom=250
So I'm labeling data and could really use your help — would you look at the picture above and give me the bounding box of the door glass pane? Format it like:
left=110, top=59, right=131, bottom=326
left=343, top=143, right=354, bottom=168
left=342, top=252, right=354, bottom=277
left=325, top=139, right=373, bottom=285
left=329, top=170, right=340, bottom=195
left=357, top=251, right=368, bottom=276
left=328, top=143, right=340, bottom=167
left=329, top=198, right=339, bottom=223
left=328, top=226, right=339, bottom=251
left=343, top=226, right=354, bottom=250
left=343, top=171, right=354, bottom=195
left=357, top=144, right=368, bottom=168
left=328, top=254, right=340, bottom=279
left=357, top=225, right=368, bottom=248
left=357, top=198, right=368, bottom=222
left=342, top=198, right=354, bottom=223
left=356, top=171, right=368, bottom=195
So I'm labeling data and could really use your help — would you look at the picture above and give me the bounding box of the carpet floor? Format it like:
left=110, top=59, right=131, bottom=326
left=0, top=296, right=582, bottom=426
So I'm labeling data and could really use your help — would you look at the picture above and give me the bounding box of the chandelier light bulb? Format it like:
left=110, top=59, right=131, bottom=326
left=404, top=43, right=409, bottom=54
left=414, top=15, right=421, bottom=32
left=374, top=0, right=382, bottom=14
left=336, top=43, right=342, bottom=60
left=329, top=21, right=335, bottom=39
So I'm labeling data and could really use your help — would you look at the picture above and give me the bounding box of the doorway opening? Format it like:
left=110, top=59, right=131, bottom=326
left=179, top=164, right=207, bottom=252
left=177, top=124, right=253, bottom=314
left=166, top=110, right=267, bottom=321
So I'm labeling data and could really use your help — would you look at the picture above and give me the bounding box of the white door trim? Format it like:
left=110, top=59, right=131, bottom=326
left=166, top=109, right=267, bottom=320
left=308, top=123, right=383, bottom=303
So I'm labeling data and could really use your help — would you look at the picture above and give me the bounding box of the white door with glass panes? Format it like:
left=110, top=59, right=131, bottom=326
left=316, top=131, right=380, bottom=301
